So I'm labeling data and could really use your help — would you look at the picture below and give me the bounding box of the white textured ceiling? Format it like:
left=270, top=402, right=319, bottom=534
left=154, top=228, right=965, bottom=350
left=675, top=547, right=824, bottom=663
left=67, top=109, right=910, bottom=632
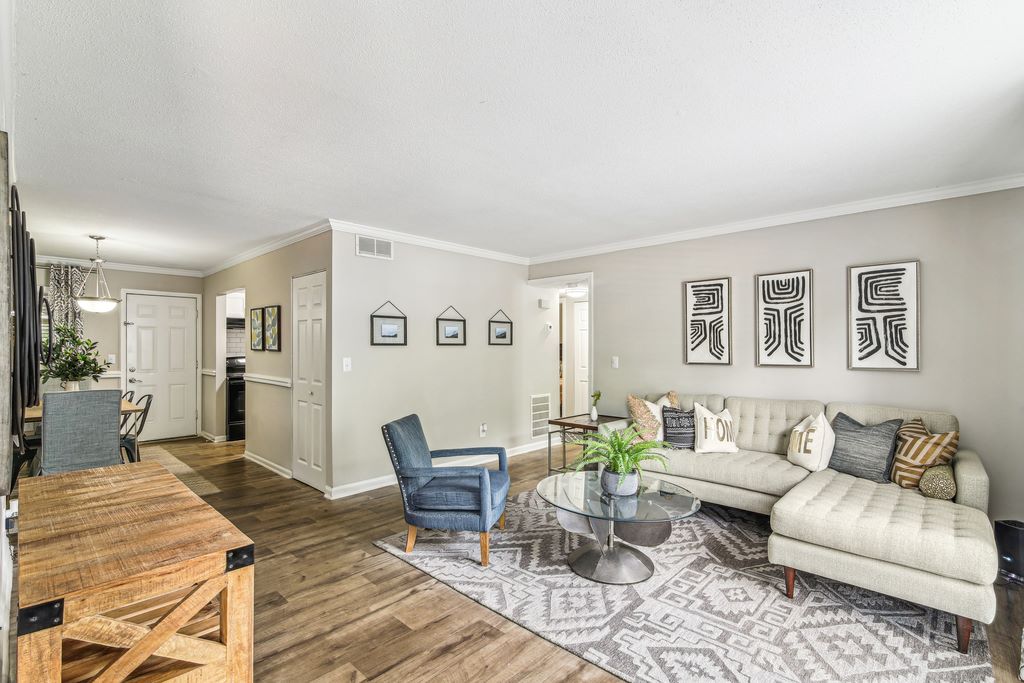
left=13, top=1, right=1024, bottom=270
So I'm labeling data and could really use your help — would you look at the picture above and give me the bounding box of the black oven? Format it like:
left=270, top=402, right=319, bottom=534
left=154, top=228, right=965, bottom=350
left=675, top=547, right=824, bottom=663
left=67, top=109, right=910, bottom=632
left=226, top=357, right=246, bottom=441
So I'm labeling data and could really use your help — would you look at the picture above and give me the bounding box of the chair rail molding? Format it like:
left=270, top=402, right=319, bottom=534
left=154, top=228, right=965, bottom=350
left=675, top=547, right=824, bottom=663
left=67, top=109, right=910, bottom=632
left=243, top=373, right=292, bottom=388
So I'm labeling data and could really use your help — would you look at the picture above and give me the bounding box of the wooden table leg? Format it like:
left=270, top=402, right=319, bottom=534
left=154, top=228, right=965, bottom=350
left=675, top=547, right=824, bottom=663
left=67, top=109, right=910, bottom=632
left=18, top=628, right=62, bottom=682
left=221, top=565, right=254, bottom=682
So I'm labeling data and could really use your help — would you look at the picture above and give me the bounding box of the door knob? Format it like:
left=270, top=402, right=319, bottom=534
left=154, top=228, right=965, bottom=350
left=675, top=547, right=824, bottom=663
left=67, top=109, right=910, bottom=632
left=128, top=367, right=136, bottom=372
left=129, top=378, right=141, bottom=384
left=309, top=391, right=314, bottom=396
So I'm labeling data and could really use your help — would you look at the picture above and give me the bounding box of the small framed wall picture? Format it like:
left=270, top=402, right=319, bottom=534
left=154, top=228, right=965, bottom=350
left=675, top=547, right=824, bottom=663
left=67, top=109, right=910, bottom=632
left=263, top=305, right=281, bottom=352
left=436, top=306, right=466, bottom=346
left=683, top=276, right=731, bottom=364
left=755, top=269, right=813, bottom=367
left=371, top=300, right=408, bottom=346
left=249, top=307, right=264, bottom=351
left=488, top=309, right=513, bottom=346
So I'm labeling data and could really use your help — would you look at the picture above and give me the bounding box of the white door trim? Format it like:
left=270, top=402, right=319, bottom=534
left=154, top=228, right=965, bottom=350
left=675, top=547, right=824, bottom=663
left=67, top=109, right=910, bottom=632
left=120, top=289, right=203, bottom=438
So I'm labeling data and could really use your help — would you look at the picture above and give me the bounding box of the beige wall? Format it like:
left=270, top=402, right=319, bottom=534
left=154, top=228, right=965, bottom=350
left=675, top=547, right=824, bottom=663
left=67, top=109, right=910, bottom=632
left=530, top=188, right=1024, bottom=520
left=201, top=231, right=332, bottom=473
left=330, top=232, right=559, bottom=487
left=37, top=266, right=203, bottom=390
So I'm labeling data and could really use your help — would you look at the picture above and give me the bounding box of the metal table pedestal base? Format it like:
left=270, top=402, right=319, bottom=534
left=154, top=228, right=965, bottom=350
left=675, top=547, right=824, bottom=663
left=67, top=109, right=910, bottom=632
left=567, top=542, right=655, bottom=584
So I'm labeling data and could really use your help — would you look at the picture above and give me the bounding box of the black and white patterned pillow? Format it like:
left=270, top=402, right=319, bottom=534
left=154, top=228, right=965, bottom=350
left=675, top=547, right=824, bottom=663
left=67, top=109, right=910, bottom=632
left=662, top=406, right=695, bottom=449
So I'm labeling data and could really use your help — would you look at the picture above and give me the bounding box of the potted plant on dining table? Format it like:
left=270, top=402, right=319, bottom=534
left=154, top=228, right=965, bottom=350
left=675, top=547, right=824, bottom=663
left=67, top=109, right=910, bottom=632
left=41, top=324, right=111, bottom=391
left=574, top=425, right=668, bottom=496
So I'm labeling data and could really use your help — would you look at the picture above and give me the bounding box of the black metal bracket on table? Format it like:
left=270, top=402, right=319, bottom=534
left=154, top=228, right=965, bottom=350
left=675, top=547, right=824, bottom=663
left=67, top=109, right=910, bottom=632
left=18, top=599, right=63, bottom=635
left=226, top=544, right=255, bottom=571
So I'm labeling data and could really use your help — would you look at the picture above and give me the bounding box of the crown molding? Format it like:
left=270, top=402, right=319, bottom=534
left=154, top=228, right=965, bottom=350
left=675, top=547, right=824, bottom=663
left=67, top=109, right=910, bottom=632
left=528, top=172, right=1024, bottom=265
left=202, top=219, right=333, bottom=276
left=35, top=255, right=203, bottom=278
left=328, top=219, right=529, bottom=265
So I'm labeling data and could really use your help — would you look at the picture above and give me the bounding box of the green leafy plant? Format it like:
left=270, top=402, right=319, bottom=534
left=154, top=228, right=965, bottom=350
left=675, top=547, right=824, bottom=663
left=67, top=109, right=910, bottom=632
left=574, top=425, right=668, bottom=485
left=590, top=389, right=602, bottom=407
left=41, top=324, right=111, bottom=388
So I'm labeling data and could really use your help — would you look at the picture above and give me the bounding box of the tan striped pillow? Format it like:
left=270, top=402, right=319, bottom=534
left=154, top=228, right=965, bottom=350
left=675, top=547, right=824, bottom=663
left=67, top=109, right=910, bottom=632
left=890, top=418, right=959, bottom=489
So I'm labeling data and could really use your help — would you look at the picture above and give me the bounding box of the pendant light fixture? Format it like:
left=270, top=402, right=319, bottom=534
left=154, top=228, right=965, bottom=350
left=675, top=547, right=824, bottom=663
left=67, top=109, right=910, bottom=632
left=75, top=235, right=121, bottom=313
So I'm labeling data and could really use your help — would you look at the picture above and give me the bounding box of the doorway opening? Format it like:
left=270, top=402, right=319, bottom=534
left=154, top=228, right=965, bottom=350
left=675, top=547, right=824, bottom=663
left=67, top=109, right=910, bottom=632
left=528, top=273, right=593, bottom=419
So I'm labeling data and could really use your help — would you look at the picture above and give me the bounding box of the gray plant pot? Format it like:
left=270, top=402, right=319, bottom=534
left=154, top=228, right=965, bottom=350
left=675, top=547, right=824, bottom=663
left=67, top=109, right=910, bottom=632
left=601, top=468, right=639, bottom=497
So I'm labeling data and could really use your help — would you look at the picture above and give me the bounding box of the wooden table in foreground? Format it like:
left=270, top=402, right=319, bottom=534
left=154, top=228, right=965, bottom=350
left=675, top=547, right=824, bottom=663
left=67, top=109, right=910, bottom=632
left=547, top=414, right=626, bottom=473
left=17, top=462, right=254, bottom=682
left=22, top=398, right=143, bottom=423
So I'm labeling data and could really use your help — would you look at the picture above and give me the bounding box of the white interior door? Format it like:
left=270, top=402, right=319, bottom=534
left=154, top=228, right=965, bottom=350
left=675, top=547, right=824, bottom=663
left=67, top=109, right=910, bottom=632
left=573, top=301, right=590, bottom=412
left=125, top=293, right=198, bottom=441
left=292, top=271, right=327, bottom=491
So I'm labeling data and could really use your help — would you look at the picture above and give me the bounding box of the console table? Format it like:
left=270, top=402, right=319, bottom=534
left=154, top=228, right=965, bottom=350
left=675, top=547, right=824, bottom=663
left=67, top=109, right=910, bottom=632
left=547, top=413, right=625, bottom=473
left=17, top=462, right=255, bottom=682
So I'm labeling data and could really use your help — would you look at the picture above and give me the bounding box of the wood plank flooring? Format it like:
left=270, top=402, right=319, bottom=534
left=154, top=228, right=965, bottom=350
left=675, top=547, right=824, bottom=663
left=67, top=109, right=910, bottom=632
left=14, top=439, right=1023, bottom=681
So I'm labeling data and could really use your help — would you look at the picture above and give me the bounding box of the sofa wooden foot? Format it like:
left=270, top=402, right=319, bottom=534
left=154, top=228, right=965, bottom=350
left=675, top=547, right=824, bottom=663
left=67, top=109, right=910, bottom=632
left=955, top=615, right=972, bottom=653
left=498, top=512, right=506, bottom=530
left=405, top=525, right=417, bottom=553
left=784, top=566, right=796, bottom=599
left=480, top=532, right=490, bottom=567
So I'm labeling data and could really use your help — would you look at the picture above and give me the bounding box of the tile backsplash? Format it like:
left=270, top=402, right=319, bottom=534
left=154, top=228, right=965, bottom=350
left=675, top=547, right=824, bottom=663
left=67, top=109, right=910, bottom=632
left=227, top=327, right=246, bottom=356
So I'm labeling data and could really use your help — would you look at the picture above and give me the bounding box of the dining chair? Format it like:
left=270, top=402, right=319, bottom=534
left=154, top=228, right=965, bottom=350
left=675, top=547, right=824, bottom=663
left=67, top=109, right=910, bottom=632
left=36, top=389, right=123, bottom=475
left=121, top=394, right=153, bottom=463
left=381, top=414, right=509, bottom=566
left=120, top=390, right=136, bottom=431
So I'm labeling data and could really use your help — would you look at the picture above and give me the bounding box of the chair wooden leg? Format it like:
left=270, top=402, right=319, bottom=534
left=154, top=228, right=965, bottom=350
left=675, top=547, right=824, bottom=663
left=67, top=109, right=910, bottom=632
left=955, top=615, right=972, bottom=653
left=405, top=525, right=417, bottom=553
left=479, top=532, right=490, bottom=567
left=498, top=512, right=506, bottom=530
left=784, top=566, right=796, bottom=599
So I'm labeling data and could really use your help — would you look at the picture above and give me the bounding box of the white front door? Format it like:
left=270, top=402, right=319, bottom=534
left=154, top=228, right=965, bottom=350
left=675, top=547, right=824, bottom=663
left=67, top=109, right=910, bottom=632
left=573, top=301, right=590, bottom=412
left=292, top=271, right=327, bottom=491
left=124, top=293, right=198, bottom=441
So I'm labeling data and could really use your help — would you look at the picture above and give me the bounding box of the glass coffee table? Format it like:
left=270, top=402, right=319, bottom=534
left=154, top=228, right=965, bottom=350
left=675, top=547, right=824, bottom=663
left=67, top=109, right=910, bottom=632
left=536, top=471, right=700, bottom=584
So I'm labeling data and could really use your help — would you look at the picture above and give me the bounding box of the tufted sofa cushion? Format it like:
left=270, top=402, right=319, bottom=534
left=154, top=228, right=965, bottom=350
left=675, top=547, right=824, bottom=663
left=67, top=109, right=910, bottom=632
left=771, top=469, right=997, bottom=585
left=644, top=447, right=809, bottom=497
left=726, top=397, right=825, bottom=455
left=825, top=402, right=958, bottom=435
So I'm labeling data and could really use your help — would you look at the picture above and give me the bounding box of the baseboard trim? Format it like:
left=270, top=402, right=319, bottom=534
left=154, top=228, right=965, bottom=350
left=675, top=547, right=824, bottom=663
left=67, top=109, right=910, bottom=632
left=323, top=435, right=560, bottom=500
left=244, top=450, right=293, bottom=479
left=200, top=431, right=227, bottom=443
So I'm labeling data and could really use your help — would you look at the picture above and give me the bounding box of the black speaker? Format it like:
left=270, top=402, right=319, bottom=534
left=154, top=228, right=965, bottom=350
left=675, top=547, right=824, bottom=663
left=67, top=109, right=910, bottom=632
left=994, top=520, right=1024, bottom=583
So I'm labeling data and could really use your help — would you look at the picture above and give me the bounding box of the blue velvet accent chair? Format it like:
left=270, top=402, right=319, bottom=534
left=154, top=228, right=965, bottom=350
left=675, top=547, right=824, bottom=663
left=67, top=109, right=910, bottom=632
left=381, top=414, right=509, bottom=566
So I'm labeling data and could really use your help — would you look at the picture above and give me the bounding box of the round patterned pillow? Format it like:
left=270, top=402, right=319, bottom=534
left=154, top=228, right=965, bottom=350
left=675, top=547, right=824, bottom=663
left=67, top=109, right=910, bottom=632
left=919, top=464, right=957, bottom=500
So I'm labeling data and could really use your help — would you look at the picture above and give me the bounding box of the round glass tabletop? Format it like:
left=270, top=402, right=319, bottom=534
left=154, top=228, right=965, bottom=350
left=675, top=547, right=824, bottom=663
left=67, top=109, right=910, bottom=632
left=535, top=471, right=700, bottom=523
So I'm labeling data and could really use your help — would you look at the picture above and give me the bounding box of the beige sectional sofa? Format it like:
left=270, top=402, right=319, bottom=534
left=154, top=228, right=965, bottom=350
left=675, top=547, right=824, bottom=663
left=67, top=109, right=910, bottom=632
left=601, top=393, right=998, bottom=653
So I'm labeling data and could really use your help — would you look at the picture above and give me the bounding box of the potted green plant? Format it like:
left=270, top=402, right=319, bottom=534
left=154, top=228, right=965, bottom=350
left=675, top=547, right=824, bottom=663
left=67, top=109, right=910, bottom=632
left=574, top=425, right=668, bottom=496
left=41, top=324, right=111, bottom=391
left=590, top=389, right=602, bottom=421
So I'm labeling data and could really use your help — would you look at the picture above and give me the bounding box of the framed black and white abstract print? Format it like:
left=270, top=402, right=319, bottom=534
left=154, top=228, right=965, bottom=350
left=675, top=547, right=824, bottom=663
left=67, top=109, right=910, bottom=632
left=847, top=260, right=920, bottom=371
left=755, top=269, right=813, bottom=367
left=683, top=277, right=731, bottom=365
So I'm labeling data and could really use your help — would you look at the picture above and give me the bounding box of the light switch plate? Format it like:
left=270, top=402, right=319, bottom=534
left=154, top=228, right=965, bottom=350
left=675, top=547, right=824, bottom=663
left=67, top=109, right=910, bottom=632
left=342, top=357, right=352, bottom=372
left=107, top=354, right=117, bottom=365
left=611, top=355, right=619, bottom=369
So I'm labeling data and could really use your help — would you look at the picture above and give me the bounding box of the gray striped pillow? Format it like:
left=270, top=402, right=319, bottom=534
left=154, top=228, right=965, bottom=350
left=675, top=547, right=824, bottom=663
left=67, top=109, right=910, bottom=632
left=829, top=412, right=901, bottom=483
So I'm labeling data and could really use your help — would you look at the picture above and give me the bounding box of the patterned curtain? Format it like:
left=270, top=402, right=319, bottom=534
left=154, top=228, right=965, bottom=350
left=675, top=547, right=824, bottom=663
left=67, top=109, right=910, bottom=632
left=47, top=264, right=85, bottom=334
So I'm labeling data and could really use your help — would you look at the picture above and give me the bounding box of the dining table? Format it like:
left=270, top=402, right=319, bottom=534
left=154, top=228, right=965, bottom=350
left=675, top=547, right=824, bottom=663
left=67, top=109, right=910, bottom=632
left=22, top=398, right=144, bottom=423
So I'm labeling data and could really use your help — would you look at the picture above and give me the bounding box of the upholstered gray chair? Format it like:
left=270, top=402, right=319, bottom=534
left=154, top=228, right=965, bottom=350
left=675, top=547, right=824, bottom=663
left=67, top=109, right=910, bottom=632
left=36, top=389, right=123, bottom=475
left=381, top=414, right=509, bottom=566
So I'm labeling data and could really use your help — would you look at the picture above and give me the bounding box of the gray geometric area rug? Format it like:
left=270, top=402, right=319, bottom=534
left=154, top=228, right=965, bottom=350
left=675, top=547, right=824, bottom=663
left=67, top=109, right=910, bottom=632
left=375, top=490, right=993, bottom=682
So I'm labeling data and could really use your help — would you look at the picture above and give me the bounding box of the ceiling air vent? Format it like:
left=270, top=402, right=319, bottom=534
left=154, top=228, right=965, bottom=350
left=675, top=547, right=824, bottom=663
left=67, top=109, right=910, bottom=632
left=356, top=235, right=394, bottom=260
